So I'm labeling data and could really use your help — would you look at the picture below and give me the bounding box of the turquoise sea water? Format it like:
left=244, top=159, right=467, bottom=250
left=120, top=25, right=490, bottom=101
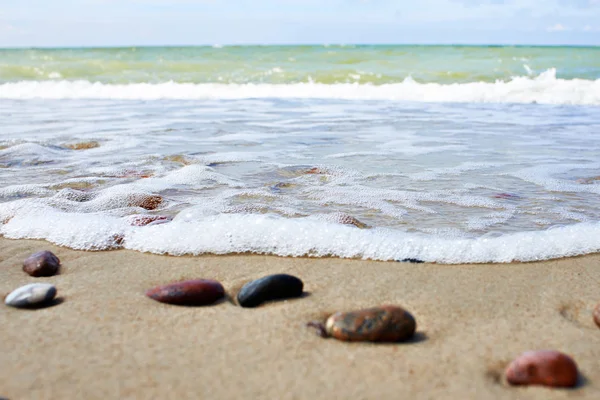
left=0, top=45, right=599, bottom=84
left=0, top=45, right=600, bottom=263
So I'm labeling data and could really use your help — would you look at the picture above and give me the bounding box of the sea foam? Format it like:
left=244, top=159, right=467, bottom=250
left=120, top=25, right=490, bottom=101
left=0, top=69, right=598, bottom=105
left=2, top=205, right=600, bottom=263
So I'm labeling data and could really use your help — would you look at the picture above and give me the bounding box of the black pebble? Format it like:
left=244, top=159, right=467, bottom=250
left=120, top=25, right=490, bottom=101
left=399, top=258, right=424, bottom=264
left=237, top=274, right=304, bottom=308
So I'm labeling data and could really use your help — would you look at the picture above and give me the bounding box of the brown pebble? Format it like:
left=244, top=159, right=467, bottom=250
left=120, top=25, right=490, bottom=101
left=65, top=141, right=100, bottom=150
left=128, top=215, right=172, bottom=226
left=593, top=303, right=600, bottom=329
left=22, top=251, right=60, bottom=277
left=324, top=305, right=416, bottom=342
left=505, top=350, right=579, bottom=388
left=146, top=279, right=225, bottom=306
left=305, top=167, right=327, bottom=175
left=128, top=194, right=163, bottom=210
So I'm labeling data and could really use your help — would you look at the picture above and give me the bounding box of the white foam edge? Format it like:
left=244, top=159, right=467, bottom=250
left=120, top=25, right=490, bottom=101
left=2, top=208, right=600, bottom=264
left=0, top=69, right=599, bottom=105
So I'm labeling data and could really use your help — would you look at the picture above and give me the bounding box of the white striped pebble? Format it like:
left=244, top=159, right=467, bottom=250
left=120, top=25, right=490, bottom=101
left=4, top=283, right=56, bottom=308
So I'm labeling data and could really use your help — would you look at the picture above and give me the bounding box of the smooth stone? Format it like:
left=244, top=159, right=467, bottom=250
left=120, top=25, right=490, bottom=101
left=146, top=279, right=225, bottom=306
left=5, top=283, right=57, bottom=308
left=237, top=274, right=303, bottom=308
left=505, top=350, right=579, bottom=388
left=64, top=141, right=100, bottom=150
left=325, top=305, right=416, bottom=342
left=331, top=213, right=369, bottom=229
left=594, top=303, right=600, bottom=329
left=128, top=194, right=163, bottom=210
left=493, top=192, right=521, bottom=199
left=399, top=258, right=425, bottom=264
left=128, top=215, right=172, bottom=226
left=23, top=250, right=61, bottom=277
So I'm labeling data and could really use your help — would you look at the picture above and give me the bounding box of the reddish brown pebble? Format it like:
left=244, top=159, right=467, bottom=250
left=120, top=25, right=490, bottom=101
left=128, top=194, right=163, bottom=210
left=146, top=279, right=225, bottom=306
left=22, top=251, right=60, bottom=277
left=325, top=305, right=416, bottom=342
left=505, top=350, right=579, bottom=388
left=128, top=215, right=172, bottom=226
left=593, top=303, right=600, bottom=329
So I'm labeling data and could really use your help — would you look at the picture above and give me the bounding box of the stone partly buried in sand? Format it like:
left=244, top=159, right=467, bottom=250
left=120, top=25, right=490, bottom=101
left=237, top=274, right=304, bottom=308
left=505, top=350, right=579, bottom=388
left=308, top=305, right=417, bottom=342
left=146, top=279, right=225, bottom=306
left=23, top=250, right=61, bottom=277
left=4, top=283, right=57, bottom=308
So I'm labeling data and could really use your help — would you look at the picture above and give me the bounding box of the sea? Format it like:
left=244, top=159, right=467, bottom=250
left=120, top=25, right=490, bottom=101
left=0, top=45, right=599, bottom=263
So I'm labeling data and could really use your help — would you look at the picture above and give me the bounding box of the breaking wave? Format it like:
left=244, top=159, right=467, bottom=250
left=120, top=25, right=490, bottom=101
left=1, top=69, right=599, bottom=105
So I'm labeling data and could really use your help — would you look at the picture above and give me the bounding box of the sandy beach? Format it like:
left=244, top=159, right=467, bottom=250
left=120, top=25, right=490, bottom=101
left=0, top=237, right=599, bottom=399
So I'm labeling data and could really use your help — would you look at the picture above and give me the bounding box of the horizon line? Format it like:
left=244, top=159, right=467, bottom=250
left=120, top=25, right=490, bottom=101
left=1, top=43, right=599, bottom=50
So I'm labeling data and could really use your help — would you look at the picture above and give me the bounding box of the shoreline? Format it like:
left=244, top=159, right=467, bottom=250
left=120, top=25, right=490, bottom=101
left=2, top=236, right=600, bottom=399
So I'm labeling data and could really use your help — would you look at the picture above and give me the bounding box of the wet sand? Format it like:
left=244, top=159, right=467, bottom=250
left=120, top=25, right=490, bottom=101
left=1, top=237, right=600, bottom=399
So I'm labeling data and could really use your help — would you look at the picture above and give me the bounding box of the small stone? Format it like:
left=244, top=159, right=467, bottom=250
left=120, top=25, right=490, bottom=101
left=399, top=258, right=424, bottom=264
left=4, top=283, right=57, bottom=308
left=65, top=141, right=100, bottom=150
left=505, top=350, right=579, bottom=388
left=593, top=303, right=600, bottom=328
left=576, top=176, right=600, bottom=185
left=304, top=167, right=334, bottom=177
left=128, top=194, right=163, bottom=210
left=324, top=305, right=416, bottom=342
left=493, top=193, right=521, bottom=199
left=146, top=279, right=225, bottom=306
left=237, top=274, right=304, bottom=308
left=128, top=215, right=172, bottom=226
left=330, top=213, right=369, bottom=229
left=23, top=251, right=60, bottom=277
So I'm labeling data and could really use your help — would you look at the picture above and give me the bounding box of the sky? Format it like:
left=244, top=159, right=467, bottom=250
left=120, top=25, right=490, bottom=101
left=0, top=0, right=599, bottom=47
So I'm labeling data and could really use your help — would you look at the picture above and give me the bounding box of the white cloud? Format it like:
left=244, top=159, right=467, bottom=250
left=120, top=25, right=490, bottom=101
left=547, top=23, right=569, bottom=31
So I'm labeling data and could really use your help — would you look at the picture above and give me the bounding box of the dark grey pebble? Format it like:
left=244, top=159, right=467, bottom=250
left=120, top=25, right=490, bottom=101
left=399, top=258, right=424, bottom=264
left=237, top=274, right=304, bottom=308
left=23, top=250, right=61, bottom=277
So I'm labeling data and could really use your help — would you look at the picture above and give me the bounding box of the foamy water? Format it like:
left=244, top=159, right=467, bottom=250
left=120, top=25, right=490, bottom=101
left=0, top=69, right=599, bottom=105
left=1, top=45, right=600, bottom=263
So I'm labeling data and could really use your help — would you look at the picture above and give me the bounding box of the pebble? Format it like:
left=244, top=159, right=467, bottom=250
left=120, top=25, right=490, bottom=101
left=505, top=350, right=579, bottom=388
left=493, top=193, right=521, bottom=199
left=576, top=176, right=600, bottom=185
left=128, top=194, right=163, bottom=210
left=399, top=258, right=425, bottom=264
left=4, top=283, right=57, bottom=308
left=593, top=303, right=600, bottom=328
left=331, top=213, right=369, bottom=229
left=23, top=250, right=61, bottom=277
left=128, top=215, right=172, bottom=226
left=64, top=141, right=100, bottom=150
left=146, top=279, right=225, bottom=306
left=322, top=305, right=416, bottom=342
left=305, top=167, right=327, bottom=175
left=237, top=274, right=304, bottom=308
